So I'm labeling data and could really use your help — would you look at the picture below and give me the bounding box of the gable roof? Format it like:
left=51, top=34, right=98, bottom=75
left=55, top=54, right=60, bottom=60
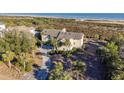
left=42, top=29, right=61, bottom=37
left=8, top=26, right=35, bottom=32
left=57, top=32, right=84, bottom=40
left=42, top=28, right=84, bottom=40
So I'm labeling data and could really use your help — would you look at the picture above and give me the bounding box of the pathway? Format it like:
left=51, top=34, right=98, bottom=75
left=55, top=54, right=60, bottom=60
left=40, top=46, right=52, bottom=69
left=21, top=45, right=52, bottom=80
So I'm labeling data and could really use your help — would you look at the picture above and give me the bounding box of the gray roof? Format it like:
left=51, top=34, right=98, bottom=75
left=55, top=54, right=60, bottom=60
left=58, top=32, right=84, bottom=40
left=8, top=26, right=35, bottom=32
left=42, top=29, right=84, bottom=40
left=42, top=29, right=61, bottom=37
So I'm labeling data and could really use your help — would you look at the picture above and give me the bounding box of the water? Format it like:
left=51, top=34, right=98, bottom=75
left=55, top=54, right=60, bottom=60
left=1, top=13, right=124, bottom=20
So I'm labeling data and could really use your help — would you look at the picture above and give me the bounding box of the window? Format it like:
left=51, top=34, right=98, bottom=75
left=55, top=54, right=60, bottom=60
left=73, top=42, right=75, bottom=45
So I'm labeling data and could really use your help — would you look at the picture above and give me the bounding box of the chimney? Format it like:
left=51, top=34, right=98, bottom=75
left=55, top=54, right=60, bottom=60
left=62, top=28, right=66, bottom=32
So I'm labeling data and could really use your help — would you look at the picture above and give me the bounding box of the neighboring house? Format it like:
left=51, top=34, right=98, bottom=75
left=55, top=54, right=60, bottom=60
left=0, top=23, right=6, bottom=37
left=0, top=23, right=6, bottom=31
left=41, top=28, right=84, bottom=51
left=8, top=26, right=36, bottom=36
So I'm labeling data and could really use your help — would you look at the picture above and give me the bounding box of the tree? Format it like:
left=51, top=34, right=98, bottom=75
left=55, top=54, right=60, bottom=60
left=2, top=51, right=15, bottom=68
left=36, top=26, right=44, bottom=32
left=64, top=39, right=71, bottom=50
left=16, top=53, right=33, bottom=72
left=104, top=42, right=118, bottom=56
left=94, top=34, right=100, bottom=40
left=49, top=62, right=72, bottom=80
left=0, top=30, right=37, bottom=55
left=0, top=30, right=37, bottom=72
left=111, top=71, right=124, bottom=80
left=71, top=61, right=86, bottom=79
left=72, top=61, right=86, bottom=73
left=110, top=33, right=124, bottom=46
left=50, top=38, right=58, bottom=51
left=96, top=42, right=124, bottom=80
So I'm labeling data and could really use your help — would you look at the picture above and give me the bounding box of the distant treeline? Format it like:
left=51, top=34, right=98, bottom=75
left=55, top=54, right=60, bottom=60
left=1, top=16, right=124, bottom=40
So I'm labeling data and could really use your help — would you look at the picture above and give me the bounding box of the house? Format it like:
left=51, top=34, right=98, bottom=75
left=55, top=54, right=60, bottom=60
left=0, top=23, right=6, bottom=37
left=41, top=28, right=84, bottom=51
left=8, top=26, right=36, bottom=36
left=0, top=23, right=6, bottom=31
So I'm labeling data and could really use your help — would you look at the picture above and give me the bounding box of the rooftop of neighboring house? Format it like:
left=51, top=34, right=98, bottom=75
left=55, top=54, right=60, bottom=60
left=42, top=28, right=84, bottom=40
left=8, top=26, right=35, bottom=32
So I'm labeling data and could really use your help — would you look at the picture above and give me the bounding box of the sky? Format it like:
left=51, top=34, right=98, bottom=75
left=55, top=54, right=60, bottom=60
left=0, top=0, right=124, bottom=13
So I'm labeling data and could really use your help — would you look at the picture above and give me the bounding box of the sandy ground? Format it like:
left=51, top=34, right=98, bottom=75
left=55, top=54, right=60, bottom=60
left=84, top=20, right=124, bottom=25
left=0, top=74, right=14, bottom=80
left=0, top=63, right=21, bottom=80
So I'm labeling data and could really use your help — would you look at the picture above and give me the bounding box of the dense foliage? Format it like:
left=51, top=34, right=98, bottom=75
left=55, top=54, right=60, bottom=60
left=0, top=30, right=37, bottom=72
left=48, top=61, right=86, bottom=80
left=96, top=33, right=124, bottom=80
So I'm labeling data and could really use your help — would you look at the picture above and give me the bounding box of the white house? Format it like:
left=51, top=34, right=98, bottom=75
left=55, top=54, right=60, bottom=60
left=0, top=23, right=6, bottom=37
left=41, top=28, right=84, bottom=51
left=0, top=23, right=6, bottom=31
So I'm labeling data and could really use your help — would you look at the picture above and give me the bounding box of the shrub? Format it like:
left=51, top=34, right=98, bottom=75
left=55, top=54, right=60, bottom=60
left=25, top=62, right=32, bottom=72
left=0, top=61, right=3, bottom=64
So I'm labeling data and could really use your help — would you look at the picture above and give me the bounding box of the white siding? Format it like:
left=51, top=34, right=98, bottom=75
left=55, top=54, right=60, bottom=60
left=70, top=39, right=83, bottom=48
left=0, top=24, right=5, bottom=31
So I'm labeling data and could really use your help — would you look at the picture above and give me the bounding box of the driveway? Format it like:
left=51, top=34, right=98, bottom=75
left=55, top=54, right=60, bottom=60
left=40, top=46, right=52, bottom=69
left=21, top=45, right=52, bottom=80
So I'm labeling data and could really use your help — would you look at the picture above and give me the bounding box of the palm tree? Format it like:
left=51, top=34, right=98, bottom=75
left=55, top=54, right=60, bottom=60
left=64, top=39, right=71, bottom=50
left=2, top=51, right=15, bottom=68
left=50, top=38, right=58, bottom=51
left=18, top=53, right=32, bottom=72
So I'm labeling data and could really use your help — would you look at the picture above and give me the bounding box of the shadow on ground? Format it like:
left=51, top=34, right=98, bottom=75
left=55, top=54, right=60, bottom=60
left=33, top=69, right=49, bottom=80
left=33, top=60, right=53, bottom=80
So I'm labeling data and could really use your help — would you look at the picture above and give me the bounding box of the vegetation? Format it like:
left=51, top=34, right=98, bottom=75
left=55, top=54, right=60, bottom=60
left=49, top=62, right=72, bottom=80
left=64, top=39, right=71, bottom=49
left=1, top=16, right=124, bottom=79
left=50, top=38, right=58, bottom=50
left=109, top=33, right=124, bottom=46
left=2, top=51, right=15, bottom=68
left=1, top=16, right=124, bottom=41
left=0, top=30, right=37, bottom=72
left=15, top=53, right=33, bottom=72
left=48, top=60, right=86, bottom=80
left=96, top=33, right=124, bottom=80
